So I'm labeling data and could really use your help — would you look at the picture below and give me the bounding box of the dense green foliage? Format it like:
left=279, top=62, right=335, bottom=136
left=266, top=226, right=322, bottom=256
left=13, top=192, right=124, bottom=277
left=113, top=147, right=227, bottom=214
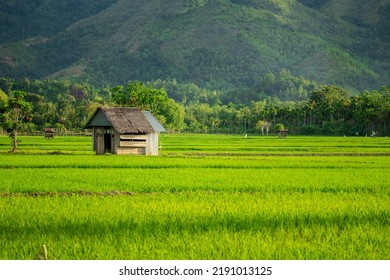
left=0, top=0, right=389, bottom=91
left=1, top=77, right=389, bottom=136
left=111, top=81, right=168, bottom=114
left=0, top=135, right=389, bottom=259
left=0, top=90, right=32, bottom=152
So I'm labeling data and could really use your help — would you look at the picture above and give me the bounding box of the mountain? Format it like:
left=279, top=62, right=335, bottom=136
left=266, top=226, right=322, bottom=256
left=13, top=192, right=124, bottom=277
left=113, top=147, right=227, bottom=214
left=0, top=0, right=389, bottom=92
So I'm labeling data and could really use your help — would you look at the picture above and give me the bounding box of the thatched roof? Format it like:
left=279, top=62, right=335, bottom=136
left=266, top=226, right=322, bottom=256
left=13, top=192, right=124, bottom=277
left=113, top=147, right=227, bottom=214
left=85, top=107, right=156, bottom=134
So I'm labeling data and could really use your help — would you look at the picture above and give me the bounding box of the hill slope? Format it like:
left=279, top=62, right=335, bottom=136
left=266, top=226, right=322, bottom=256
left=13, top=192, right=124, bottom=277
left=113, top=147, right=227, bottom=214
left=0, top=0, right=389, bottom=91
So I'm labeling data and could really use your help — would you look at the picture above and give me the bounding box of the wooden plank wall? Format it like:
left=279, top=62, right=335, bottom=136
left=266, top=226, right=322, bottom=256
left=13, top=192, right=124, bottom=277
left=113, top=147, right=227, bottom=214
left=116, top=134, right=147, bottom=155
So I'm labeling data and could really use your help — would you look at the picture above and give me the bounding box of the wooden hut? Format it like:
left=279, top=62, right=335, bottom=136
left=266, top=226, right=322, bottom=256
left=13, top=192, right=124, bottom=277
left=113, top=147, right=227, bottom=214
left=44, top=128, right=55, bottom=138
left=278, top=129, right=288, bottom=138
left=85, top=107, right=166, bottom=155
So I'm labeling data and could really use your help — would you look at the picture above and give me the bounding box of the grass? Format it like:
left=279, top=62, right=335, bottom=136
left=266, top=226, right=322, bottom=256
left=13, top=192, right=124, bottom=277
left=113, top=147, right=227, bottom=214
left=0, top=134, right=389, bottom=259
left=2, top=134, right=390, bottom=155
left=1, top=193, right=388, bottom=259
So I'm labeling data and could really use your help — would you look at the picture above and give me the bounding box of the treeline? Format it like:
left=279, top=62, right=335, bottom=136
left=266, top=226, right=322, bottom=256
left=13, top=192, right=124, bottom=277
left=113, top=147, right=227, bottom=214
left=0, top=77, right=111, bottom=133
left=0, top=76, right=389, bottom=136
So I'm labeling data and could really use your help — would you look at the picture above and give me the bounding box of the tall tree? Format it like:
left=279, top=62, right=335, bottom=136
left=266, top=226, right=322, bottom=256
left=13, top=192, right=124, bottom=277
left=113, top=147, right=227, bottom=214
left=111, top=81, right=168, bottom=115
left=159, top=98, right=186, bottom=132
left=309, top=85, right=350, bottom=124
left=0, top=90, right=32, bottom=152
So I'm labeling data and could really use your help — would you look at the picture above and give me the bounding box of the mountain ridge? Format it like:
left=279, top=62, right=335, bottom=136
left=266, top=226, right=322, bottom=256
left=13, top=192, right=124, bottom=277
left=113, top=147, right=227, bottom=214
left=0, top=0, right=389, bottom=92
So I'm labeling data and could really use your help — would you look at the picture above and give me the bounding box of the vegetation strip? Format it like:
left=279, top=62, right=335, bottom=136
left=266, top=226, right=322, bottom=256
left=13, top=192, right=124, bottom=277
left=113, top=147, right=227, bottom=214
left=175, top=152, right=390, bottom=157
left=0, top=190, right=135, bottom=197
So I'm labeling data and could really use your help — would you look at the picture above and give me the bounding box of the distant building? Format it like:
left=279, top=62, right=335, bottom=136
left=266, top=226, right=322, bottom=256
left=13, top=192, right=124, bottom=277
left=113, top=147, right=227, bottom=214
left=44, top=128, right=55, bottom=139
left=85, top=107, right=166, bottom=155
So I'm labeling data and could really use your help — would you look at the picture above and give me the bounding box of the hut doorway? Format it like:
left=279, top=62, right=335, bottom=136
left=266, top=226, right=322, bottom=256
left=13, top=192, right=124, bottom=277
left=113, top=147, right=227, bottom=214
left=104, top=133, right=111, bottom=151
left=94, top=127, right=113, bottom=155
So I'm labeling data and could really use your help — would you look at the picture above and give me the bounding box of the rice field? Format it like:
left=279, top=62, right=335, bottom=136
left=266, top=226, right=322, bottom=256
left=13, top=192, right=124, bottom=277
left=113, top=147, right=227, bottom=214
left=0, top=134, right=389, bottom=259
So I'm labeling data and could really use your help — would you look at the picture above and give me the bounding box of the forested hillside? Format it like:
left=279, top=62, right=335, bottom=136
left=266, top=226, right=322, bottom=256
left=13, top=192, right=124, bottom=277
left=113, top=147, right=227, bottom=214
left=0, top=0, right=389, bottom=92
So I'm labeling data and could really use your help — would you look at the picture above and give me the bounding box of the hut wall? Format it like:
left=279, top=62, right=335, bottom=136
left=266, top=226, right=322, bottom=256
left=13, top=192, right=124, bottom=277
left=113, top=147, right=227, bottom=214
left=113, top=131, right=120, bottom=154
left=95, top=127, right=105, bottom=155
left=146, top=133, right=159, bottom=155
left=114, top=133, right=147, bottom=155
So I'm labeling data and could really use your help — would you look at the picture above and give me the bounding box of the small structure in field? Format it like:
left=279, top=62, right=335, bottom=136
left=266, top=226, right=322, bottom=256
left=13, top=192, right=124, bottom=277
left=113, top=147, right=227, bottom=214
left=85, top=107, right=166, bottom=155
left=278, top=129, right=288, bottom=138
left=44, top=128, right=55, bottom=139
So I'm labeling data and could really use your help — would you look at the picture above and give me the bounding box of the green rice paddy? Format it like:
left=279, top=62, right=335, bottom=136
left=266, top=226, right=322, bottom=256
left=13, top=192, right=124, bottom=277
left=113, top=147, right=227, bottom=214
left=0, top=134, right=389, bottom=259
